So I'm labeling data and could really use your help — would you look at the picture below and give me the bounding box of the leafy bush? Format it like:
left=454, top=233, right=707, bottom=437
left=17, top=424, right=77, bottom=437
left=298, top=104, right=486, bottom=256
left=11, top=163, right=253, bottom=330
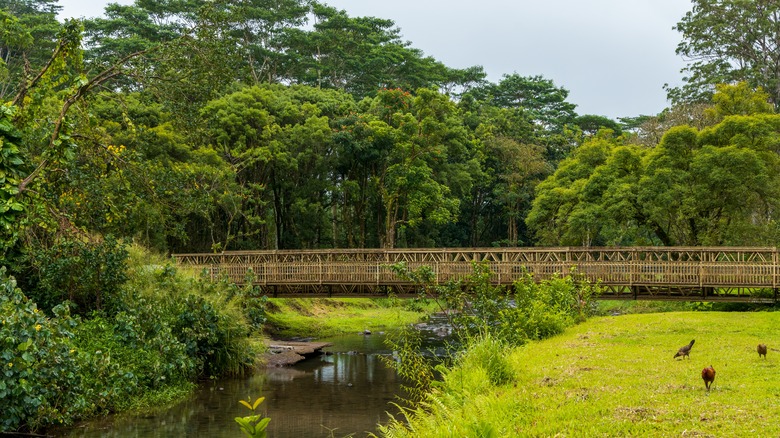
left=122, top=248, right=256, bottom=377
left=396, top=262, right=599, bottom=347
left=72, top=313, right=195, bottom=411
left=510, top=271, right=596, bottom=340
left=24, top=235, right=129, bottom=316
left=1, top=244, right=258, bottom=433
left=0, top=269, right=87, bottom=432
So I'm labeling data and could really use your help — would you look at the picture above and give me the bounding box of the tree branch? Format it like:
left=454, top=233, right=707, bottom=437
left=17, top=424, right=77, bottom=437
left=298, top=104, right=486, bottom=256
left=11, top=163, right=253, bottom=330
left=18, top=48, right=153, bottom=193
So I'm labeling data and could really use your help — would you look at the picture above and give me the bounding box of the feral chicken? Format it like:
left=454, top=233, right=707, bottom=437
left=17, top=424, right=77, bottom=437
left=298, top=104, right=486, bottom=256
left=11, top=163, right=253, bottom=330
left=674, top=339, right=695, bottom=359
left=758, top=343, right=767, bottom=359
left=701, top=365, right=716, bottom=391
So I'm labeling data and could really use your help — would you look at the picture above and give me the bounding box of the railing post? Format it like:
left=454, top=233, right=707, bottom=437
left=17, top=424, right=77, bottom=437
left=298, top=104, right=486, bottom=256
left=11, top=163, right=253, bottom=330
left=699, top=249, right=704, bottom=290
left=774, top=247, right=778, bottom=291
left=630, top=248, right=635, bottom=289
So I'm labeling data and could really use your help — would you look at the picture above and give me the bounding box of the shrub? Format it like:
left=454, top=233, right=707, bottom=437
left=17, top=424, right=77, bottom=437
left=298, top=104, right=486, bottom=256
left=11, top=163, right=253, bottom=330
left=0, top=269, right=87, bottom=432
left=510, top=270, right=599, bottom=341
left=1, top=243, right=259, bottom=433
left=72, top=312, right=195, bottom=411
left=123, top=247, right=256, bottom=377
left=24, top=236, right=129, bottom=316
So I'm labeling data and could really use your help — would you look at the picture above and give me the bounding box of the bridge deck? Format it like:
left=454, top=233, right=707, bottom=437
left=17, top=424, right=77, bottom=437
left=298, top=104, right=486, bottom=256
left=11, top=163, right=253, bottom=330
left=172, top=247, right=780, bottom=302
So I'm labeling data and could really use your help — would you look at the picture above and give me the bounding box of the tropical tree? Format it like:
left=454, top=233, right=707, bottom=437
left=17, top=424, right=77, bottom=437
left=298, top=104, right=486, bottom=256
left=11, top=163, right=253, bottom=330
left=670, top=0, right=780, bottom=107
left=287, top=4, right=483, bottom=100
left=528, top=84, right=780, bottom=247
left=0, top=0, right=61, bottom=100
left=201, top=84, right=356, bottom=250
left=467, top=73, right=579, bottom=162
left=345, top=88, right=469, bottom=248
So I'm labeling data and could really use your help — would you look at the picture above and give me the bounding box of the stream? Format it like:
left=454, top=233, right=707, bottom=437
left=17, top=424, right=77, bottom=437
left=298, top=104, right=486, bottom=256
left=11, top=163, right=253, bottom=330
left=59, top=315, right=453, bottom=437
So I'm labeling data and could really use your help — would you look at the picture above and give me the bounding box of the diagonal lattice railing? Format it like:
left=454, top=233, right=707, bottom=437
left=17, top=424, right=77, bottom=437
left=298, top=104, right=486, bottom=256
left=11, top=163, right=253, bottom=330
left=172, top=247, right=779, bottom=301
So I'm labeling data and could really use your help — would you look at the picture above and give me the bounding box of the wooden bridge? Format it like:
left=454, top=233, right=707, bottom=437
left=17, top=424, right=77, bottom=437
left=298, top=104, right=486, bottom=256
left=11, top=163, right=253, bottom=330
left=172, top=247, right=780, bottom=303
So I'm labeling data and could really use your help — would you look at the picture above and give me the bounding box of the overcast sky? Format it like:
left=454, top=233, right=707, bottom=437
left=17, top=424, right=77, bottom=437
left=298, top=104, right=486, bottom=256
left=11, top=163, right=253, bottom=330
left=57, top=0, right=694, bottom=119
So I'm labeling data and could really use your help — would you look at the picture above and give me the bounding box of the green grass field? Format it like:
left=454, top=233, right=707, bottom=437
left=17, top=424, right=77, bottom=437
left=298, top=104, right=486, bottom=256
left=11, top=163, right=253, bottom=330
left=263, top=298, right=436, bottom=338
left=383, top=311, right=780, bottom=437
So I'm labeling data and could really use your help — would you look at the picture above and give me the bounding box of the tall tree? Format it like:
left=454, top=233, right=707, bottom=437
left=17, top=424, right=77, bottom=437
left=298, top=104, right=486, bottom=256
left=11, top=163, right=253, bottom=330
left=528, top=84, right=780, bottom=247
left=467, top=74, right=579, bottom=162
left=470, top=74, right=577, bottom=130
left=345, top=88, right=466, bottom=248
left=216, top=0, right=311, bottom=84
left=0, top=0, right=61, bottom=99
left=201, top=84, right=355, bottom=250
left=288, top=5, right=481, bottom=100
left=670, top=0, right=780, bottom=107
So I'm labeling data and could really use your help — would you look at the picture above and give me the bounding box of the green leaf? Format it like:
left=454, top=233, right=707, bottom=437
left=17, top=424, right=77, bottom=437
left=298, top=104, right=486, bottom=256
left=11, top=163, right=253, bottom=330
left=252, top=396, right=265, bottom=410
left=17, top=339, right=32, bottom=352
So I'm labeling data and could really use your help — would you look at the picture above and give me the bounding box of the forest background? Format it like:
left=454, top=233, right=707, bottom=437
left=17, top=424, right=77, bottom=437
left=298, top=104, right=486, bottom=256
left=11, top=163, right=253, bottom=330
left=4, top=0, right=780, bottom=259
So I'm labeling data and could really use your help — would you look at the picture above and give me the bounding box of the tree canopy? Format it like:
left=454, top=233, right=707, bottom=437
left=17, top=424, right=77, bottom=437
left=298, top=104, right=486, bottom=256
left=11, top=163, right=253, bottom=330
left=670, top=0, right=780, bottom=108
left=2, top=0, right=780, bottom=263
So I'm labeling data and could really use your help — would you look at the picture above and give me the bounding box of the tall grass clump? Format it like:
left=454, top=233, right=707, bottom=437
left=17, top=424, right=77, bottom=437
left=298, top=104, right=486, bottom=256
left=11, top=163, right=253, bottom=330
left=121, top=244, right=257, bottom=378
left=376, top=333, right=515, bottom=438
left=380, top=263, right=600, bottom=436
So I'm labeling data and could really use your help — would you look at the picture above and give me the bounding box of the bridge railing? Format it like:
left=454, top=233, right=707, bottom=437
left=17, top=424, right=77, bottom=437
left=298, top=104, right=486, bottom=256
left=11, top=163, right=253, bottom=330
left=173, top=247, right=780, bottom=292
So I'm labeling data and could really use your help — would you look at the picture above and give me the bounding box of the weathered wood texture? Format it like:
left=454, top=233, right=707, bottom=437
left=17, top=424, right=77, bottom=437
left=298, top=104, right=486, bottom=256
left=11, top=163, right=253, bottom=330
left=172, top=247, right=779, bottom=302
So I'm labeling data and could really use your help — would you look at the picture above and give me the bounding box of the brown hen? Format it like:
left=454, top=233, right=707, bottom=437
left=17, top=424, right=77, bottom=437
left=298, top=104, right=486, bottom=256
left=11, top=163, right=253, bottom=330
left=701, top=365, right=716, bottom=391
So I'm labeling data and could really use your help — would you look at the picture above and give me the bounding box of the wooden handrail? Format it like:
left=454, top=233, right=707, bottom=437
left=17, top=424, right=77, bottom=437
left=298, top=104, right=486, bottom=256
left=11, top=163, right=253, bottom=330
left=172, top=247, right=780, bottom=301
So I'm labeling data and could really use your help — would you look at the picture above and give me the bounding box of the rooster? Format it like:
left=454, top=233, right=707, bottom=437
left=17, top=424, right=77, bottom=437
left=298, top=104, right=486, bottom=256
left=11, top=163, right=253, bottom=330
left=674, top=339, right=695, bottom=359
left=701, top=365, right=716, bottom=391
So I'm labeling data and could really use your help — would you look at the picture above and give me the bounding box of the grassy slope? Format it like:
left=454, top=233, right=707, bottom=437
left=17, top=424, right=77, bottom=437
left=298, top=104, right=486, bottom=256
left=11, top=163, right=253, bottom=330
left=264, top=298, right=435, bottom=338
left=398, top=311, right=780, bottom=437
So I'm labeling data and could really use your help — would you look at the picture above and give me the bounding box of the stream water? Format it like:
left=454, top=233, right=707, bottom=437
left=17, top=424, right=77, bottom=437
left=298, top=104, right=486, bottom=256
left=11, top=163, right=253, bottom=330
left=58, top=316, right=453, bottom=438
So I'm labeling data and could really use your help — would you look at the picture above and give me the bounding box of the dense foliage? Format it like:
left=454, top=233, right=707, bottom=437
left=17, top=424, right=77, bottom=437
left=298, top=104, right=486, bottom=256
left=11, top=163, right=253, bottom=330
left=527, top=84, right=780, bottom=246
left=670, top=0, right=780, bottom=107
left=0, top=247, right=257, bottom=432
left=4, top=0, right=778, bottom=256
left=386, top=262, right=600, bottom=402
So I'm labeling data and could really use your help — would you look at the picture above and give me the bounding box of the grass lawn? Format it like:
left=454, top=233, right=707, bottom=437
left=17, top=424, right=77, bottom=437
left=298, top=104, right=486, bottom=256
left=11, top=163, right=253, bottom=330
left=263, top=297, right=436, bottom=338
left=387, top=311, right=780, bottom=437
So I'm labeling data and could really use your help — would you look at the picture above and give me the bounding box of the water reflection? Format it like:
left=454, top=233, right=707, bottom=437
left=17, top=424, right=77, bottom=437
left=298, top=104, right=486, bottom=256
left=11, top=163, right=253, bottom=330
left=58, top=335, right=407, bottom=438
left=57, top=316, right=458, bottom=438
